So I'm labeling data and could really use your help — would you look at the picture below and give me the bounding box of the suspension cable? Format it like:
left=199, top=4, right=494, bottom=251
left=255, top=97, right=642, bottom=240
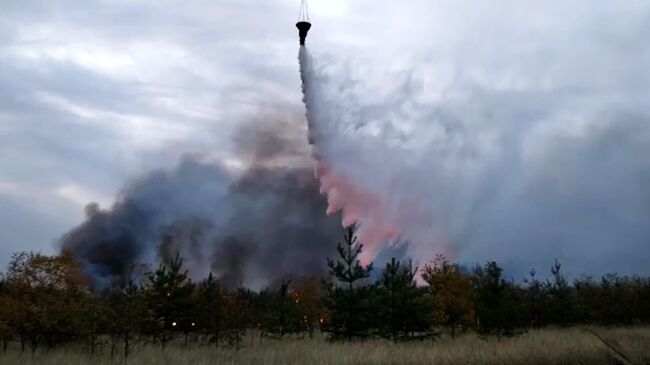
left=297, top=0, right=310, bottom=22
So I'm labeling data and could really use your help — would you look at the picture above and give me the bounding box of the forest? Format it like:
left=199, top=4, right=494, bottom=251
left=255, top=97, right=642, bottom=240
left=0, top=227, right=649, bottom=363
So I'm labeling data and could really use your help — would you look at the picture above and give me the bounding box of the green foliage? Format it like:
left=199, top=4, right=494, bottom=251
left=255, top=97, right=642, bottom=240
left=473, top=261, right=523, bottom=336
left=264, top=281, right=302, bottom=338
left=221, top=289, right=251, bottom=347
left=194, top=273, right=251, bottom=348
left=574, top=273, right=650, bottom=325
left=0, top=277, right=9, bottom=352
left=196, top=272, right=226, bottom=345
left=105, top=273, right=150, bottom=359
left=326, top=228, right=374, bottom=290
left=144, top=252, right=195, bottom=347
left=376, top=258, right=430, bottom=341
left=254, top=281, right=301, bottom=339
left=544, top=259, right=575, bottom=325
left=323, top=227, right=374, bottom=341
left=292, top=277, right=327, bottom=337
left=2, top=233, right=650, bottom=356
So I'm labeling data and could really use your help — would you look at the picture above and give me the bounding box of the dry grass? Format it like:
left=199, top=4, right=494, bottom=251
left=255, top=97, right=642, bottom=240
left=2, top=327, right=649, bottom=365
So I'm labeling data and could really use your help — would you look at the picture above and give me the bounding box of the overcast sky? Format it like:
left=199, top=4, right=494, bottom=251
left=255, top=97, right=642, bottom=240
left=1, top=1, right=649, bottom=276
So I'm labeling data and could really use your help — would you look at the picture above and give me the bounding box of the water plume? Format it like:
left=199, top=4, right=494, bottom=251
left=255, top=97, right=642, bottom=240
left=298, top=45, right=650, bottom=277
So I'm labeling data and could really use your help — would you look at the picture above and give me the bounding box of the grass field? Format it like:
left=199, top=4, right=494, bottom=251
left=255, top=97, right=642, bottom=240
left=1, top=327, right=649, bottom=365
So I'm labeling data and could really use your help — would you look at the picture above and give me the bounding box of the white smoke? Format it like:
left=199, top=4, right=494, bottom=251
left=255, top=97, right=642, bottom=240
left=298, top=7, right=650, bottom=279
left=300, top=46, right=484, bottom=264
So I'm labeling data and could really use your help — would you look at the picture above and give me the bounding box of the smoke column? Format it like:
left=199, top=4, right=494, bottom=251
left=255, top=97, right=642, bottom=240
left=60, top=116, right=345, bottom=289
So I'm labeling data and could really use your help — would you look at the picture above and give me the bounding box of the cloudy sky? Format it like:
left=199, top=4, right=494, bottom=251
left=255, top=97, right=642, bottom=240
left=1, top=1, right=649, bottom=277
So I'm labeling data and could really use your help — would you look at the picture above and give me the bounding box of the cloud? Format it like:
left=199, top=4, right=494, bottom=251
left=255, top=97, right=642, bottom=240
left=56, top=183, right=112, bottom=208
left=0, top=0, right=306, bottom=270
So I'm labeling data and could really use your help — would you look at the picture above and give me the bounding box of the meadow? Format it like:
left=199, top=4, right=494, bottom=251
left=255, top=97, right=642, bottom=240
left=1, top=327, right=648, bottom=365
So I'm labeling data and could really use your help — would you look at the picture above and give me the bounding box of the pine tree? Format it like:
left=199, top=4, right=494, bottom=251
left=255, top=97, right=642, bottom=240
left=523, top=269, right=544, bottom=327
left=323, top=227, right=373, bottom=341
left=197, top=272, right=225, bottom=346
left=258, top=280, right=302, bottom=338
left=144, top=252, right=194, bottom=348
left=574, top=275, right=599, bottom=323
left=221, top=289, right=250, bottom=348
left=545, top=259, right=575, bottom=325
left=292, top=277, right=326, bottom=338
left=0, top=275, right=9, bottom=352
left=106, top=276, right=148, bottom=360
left=473, top=261, right=522, bottom=336
left=377, top=258, right=430, bottom=341
left=253, top=288, right=274, bottom=340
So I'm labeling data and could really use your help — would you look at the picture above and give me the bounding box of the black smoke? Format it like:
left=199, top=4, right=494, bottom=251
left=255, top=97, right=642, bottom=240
left=59, top=116, right=345, bottom=289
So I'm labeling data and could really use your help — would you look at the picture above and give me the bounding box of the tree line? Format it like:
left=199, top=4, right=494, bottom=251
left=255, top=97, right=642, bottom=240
left=0, top=227, right=649, bottom=359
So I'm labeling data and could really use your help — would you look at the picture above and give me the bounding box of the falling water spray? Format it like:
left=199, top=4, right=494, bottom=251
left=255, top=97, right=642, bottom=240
left=298, top=47, right=421, bottom=264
